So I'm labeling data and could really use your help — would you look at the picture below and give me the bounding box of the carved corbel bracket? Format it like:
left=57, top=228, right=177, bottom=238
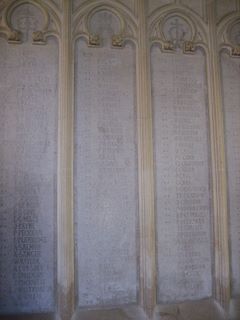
left=88, top=33, right=100, bottom=46
left=184, top=40, right=196, bottom=53
left=156, top=39, right=196, bottom=54
left=7, top=28, right=21, bottom=43
left=231, top=46, right=240, bottom=56
left=112, top=34, right=124, bottom=48
left=88, top=32, right=125, bottom=48
left=162, top=40, right=174, bottom=52
left=32, top=30, right=47, bottom=45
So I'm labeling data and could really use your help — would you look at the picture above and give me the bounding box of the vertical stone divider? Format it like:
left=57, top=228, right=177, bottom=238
left=206, top=0, right=230, bottom=311
left=135, top=0, right=156, bottom=318
left=237, top=0, right=240, bottom=12
left=57, top=0, right=75, bottom=319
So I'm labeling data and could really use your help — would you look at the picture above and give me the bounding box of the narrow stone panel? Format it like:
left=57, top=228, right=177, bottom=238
left=0, top=4, right=58, bottom=314
left=221, top=52, right=240, bottom=297
left=151, top=48, right=212, bottom=303
left=75, top=11, right=138, bottom=308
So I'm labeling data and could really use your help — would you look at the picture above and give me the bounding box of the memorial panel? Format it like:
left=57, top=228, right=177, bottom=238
left=221, top=52, right=240, bottom=297
left=0, top=4, right=58, bottom=314
left=151, top=48, right=213, bottom=303
left=74, top=11, right=138, bottom=307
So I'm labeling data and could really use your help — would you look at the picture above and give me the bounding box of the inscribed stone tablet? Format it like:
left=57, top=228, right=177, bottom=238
left=151, top=48, right=212, bottom=303
left=0, top=4, right=58, bottom=314
left=74, top=11, right=138, bottom=307
left=221, top=52, right=240, bottom=296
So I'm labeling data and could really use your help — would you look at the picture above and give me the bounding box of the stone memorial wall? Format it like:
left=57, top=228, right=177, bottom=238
left=152, top=48, right=212, bottom=303
left=0, top=3, right=58, bottom=314
left=221, top=52, right=240, bottom=297
left=74, top=10, right=138, bottom=307
left=0, top=1, right=239, bottom=320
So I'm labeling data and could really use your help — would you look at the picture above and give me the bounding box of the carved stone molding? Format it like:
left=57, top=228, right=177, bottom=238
left=216, top=6, right=240, bottom=316
left=228, top=20, right=240, bottom=57
left=7, top=28, right=21, bottom=42
left=218, top=14, right=240, bottom=58
left=0, top=0, right=61, bottom=44
left=151, top=14, right=196, bottom=53
left=232, top=45, right=240, bottom=56
left=112, top=33, right=124, bottom=47
left=149, top=5, right=208, bottom=54
left=72, top=1, right=137, bottom=48
left=88, top=32, right=100, bottom=46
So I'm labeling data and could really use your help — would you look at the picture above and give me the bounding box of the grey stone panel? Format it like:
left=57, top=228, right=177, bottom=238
left=74, top=11, right=138, bottom=308
left=151, top=48, right=213, bottom=303
left=221, top=52, right=240, bottom=297
left=0, top=4, right=58, bottom=314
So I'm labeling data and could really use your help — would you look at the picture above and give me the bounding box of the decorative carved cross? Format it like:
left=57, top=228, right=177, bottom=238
left=168, top=18, right=186, bottom=48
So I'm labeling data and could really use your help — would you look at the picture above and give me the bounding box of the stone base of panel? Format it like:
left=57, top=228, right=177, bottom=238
left=72, top=305, right=148, bottom=320
left=0, top=300, right=230, bottom=320
left=153, top=299, right=227, bottom=320
left=229, top=298, right=240, bottom=320
left=0, top=313, right=55, bottom=320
